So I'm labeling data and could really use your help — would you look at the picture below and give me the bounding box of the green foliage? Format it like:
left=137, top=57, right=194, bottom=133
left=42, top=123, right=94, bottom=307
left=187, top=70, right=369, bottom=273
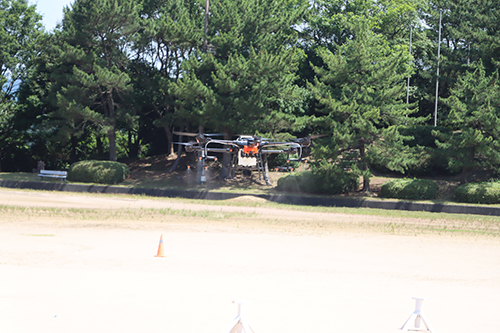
left=51, top=0, right=141, bottom=161
left=268, top=153, right=300, bottom=170
left=0, top=0, right=43, bottom=171
left=276, top=164, right=359, bottom=195
left=276, top=171, right=319, bottom=193
left=369, top=125, right=452, bottom=176
left=68, top=160, right=130, bottom=184
left=311, top=162, right=360, bottom=194
left=171, top=0, right=306, bottom=177
left=380, top=178, right=439, bottom=200
left=436, top=62, right=500, bottom=183
left=0, top=0, right=43, bottom=102
left=309, top=20, right=424, bottom=191
left=6, top=0, right=500, bottom=188
left=454, top=181, right=500, bottom=204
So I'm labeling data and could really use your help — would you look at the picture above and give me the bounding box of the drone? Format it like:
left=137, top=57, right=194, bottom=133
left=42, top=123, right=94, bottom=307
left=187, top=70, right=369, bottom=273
left=174, top=132, right=313, bottom=185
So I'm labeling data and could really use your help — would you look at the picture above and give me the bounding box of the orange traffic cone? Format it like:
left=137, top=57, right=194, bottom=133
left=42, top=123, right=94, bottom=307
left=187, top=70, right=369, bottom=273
left=155, top=234, right=166, bottom=258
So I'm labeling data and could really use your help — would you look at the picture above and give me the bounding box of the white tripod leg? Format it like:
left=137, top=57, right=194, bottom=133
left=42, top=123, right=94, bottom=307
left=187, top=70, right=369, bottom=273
left=226, top=301, right=255, bottom=333
left=399, top=297, right=435, bottom=332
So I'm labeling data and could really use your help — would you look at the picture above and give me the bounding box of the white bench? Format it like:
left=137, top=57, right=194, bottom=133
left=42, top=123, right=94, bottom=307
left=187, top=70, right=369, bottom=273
left=38, top=170, right=68, bottom=182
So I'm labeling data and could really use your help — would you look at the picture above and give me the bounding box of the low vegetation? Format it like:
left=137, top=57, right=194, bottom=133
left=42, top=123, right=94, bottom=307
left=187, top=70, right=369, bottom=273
left=455, top=181, right=500, bottom=204
left=276, top=168, right=359, bottom=195
left=68, top=160, right=130, bottom=185
left=380, top=178, right=439, bottom=200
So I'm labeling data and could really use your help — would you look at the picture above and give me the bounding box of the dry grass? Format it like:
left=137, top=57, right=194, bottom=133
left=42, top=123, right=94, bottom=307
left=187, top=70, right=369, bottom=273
left=0, top=188, right=498, bottom=237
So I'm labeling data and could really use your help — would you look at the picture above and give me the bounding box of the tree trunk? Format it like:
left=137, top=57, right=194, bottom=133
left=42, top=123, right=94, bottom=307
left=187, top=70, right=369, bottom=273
left=108, top=127, right=117, bottom=161
left=106, top=92, right=117, bottom=161
left=164, top=126, right=173, bottom=156
left=128, top=130, right=140, bottom=159
left=96, top=134, right=104, bottom=156
left=359, top=143, right=370, bottom=192
left=459, top=167, right=470, bottom=185
left=219, top=132, right=232, bottom=179
left=70, top=135, right=78, bottom=164
left=168, top=134, right=184, bottom=173
left=362, top=174, right=370, bottom=192
left=459, top=148, right=475, bottom=185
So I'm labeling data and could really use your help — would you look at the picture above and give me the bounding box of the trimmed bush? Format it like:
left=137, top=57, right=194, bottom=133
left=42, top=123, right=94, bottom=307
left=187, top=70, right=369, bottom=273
left=276, top=171, right=320, bottom=194
left=454, top=181, right=500, bottom=204
left=312, top=163, right=359, bottom=194
left=380, top=178, right=438, bottom=200
left=68, top=160, right=130, bottom=184
left=276, top=167, right=359, bottom=195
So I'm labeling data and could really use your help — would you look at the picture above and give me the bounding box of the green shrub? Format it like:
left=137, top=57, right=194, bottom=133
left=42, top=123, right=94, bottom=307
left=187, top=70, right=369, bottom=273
left=68, top=160, right=130, bottom=184
left=380, top=178, right=439, bottom=200
left=276, top=165, right=359, bottom=195
left=312, top=163, right=359, bottom=194
left=267, top=153, right=300, bottom=170
left=276, top=171, right=320, bottom=194
left=369, top=125, right=453, bottom=176
left=454, top=181, right=500, bottom=204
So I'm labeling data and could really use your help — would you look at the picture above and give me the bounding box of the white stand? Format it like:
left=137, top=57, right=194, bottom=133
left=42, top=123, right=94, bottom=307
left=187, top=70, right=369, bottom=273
left=400, top=297, right=435, bottom=332
left=226, top=301, right=256, bottom=333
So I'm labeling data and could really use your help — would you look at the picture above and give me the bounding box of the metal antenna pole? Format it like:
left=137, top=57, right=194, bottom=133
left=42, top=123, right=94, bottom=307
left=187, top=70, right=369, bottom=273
left=406, top=26, right=413, bottom=107
left=197, top=0, right=209, bottom=184
left=434, top=10, right=442, bottom=127
left=467, top=43, right=470, bottom=67
left=203, top=0, right=209, bottom=52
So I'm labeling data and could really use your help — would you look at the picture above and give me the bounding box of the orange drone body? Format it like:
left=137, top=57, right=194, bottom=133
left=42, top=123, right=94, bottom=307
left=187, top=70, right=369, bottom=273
left=243, top=145, right=259, bottom=155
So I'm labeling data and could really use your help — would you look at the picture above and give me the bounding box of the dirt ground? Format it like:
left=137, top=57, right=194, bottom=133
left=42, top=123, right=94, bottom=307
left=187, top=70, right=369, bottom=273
left=1, top=189, right=499, bottom=333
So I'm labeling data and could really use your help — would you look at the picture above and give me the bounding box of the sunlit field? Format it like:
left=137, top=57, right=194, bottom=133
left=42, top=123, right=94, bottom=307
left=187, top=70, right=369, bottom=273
left=1, top=189, right=499, bottom=333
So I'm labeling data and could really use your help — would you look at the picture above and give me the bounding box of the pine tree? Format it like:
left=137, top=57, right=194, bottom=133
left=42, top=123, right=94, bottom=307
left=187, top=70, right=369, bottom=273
left=135, top=0, right=204, bottom=156
left=0, top=0, right=43, bottom=171
left=309, top=21, right=421, bottom=192
left=447, top=0, right=500, bottom=74
left=436, top=61, right=500, bottom=183
left=172, top=0, right=307, bottom=178
left=53, top=0, right=141, bottom=161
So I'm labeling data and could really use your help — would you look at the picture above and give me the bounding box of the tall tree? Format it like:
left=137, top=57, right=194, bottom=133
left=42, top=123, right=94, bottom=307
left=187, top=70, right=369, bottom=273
left=136, top=0, right=204, bottom=156
left=172, top=0, right=307, bottom=178
left=309, top=21, right=421, bottom=192
left=419, top=0, right=500, bottom=125
left=0, top=0, right=43, bottom=171
left=54, top=0, right=141, bottom=161
left=435, top=62, right=500, bottom=184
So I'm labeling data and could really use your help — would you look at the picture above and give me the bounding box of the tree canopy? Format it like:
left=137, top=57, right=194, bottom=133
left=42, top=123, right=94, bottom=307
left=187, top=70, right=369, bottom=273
left=2, top=0, right=500, bottom=191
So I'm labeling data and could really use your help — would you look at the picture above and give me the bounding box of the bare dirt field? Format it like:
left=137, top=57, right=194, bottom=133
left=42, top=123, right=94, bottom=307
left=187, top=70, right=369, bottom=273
left=1, top=189, right=499, bottom=333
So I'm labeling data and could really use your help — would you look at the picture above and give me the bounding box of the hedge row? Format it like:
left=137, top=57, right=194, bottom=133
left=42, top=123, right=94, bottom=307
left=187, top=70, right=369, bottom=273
left=68, top=160, right=130, bottom=185
left=454, top=181, right=500, bottom=204
left=276, top=169, right=359, bottom=195
left=380, top=178, right=439, bottom=200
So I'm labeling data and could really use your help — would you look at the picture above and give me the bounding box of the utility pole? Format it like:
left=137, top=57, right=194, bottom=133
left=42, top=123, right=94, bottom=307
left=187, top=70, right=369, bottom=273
left=434, top=10, right=442, bottom=127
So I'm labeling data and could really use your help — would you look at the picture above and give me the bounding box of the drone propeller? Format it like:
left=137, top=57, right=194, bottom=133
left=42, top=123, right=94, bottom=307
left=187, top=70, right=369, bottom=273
left=308, top=134, right=329, bottom=139
left=173, top=131, right=225, bottom=137
left=173, top=131, right=198, bottom=137
left=204, top=133, right=225, bottom=137
left=173, top=142, right=197, bottom=146
left=235, top=135, right=273, bottom=141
